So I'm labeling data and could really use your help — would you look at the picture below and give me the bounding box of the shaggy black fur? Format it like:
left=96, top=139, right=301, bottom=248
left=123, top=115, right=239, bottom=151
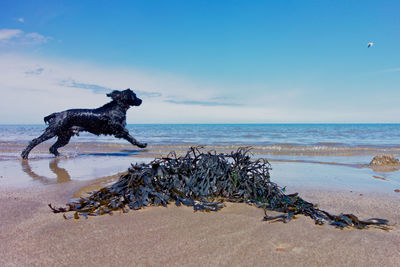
left=21, top=89, right=147, bottom=159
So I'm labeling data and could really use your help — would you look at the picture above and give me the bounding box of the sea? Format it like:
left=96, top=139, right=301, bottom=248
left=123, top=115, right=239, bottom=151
left=2, top=123, right=400, bottom=147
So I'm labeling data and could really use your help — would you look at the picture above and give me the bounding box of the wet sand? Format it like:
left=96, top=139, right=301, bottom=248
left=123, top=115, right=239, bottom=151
left=1, top=142, right=400, bottom=266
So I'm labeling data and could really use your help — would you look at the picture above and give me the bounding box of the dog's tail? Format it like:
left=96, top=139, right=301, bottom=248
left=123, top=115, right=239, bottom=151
left=44, top=113, right=57, bottom=124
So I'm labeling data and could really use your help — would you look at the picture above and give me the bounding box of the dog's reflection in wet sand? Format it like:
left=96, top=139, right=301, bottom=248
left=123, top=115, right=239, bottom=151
left=21, top=158, right=71, bottom=183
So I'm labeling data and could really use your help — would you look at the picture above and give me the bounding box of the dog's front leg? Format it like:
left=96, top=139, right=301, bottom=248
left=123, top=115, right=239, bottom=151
left=115, top=129, right=147, bottom=148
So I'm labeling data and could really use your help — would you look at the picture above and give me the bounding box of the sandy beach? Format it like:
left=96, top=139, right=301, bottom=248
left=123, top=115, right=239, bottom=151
left=1, top=0, right=399, bottom=264
left=1, top=142, right=400, bottom=266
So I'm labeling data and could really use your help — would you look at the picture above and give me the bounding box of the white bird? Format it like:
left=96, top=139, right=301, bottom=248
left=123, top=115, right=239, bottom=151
left=368, top=42, right=374, bottom=48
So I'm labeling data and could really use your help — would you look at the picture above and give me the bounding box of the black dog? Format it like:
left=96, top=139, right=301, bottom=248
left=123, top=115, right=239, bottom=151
left=21, top=89, right=147, bottom=159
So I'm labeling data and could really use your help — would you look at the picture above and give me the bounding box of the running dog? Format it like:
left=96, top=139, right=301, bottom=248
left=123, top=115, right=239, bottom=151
left=21, top=89, right=147, bottom=159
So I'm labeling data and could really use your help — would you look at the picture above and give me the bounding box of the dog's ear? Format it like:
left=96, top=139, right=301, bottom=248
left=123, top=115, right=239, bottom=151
left=122, top=88, right=133, bottom=94
left=106, top=90, right=121, bottom=100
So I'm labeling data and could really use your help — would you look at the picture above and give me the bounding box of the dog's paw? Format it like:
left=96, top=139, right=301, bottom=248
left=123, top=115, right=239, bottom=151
left=137, top=142, right=147, bottom=148
left=21, top=151, right=29, bottom=160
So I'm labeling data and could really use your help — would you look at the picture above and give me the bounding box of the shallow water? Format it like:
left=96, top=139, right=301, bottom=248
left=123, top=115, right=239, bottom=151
left=1, top=124, right=400, bottom=194
left=271, top=161, right=400, bottom=194
left=0, top=142, right=398, bottom=195
left=0, top=155, right=153, bottom=188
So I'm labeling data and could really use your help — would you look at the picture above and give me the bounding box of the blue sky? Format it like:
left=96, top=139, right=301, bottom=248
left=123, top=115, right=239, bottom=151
left=0, top=0, right=399, bottom=123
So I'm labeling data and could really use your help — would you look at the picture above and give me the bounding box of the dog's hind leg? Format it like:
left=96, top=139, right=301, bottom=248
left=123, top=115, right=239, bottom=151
left=49, top=133, right=72, bottom=157
left=21, top=129, right=56, bottom=159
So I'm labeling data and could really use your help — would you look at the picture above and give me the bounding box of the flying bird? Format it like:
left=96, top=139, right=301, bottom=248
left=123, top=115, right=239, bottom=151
left=367, top=42, right=374, bottom=48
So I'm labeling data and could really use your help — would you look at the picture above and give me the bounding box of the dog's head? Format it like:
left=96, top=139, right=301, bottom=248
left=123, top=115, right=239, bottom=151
left=107, top=89, right=142, bottom=106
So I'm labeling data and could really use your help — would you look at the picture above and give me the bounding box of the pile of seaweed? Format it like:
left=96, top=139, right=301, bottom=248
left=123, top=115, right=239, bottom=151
left=50, top=147, right=389, bottom=230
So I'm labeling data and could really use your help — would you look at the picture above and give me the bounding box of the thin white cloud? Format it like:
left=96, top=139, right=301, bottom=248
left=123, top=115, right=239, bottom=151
left=25, top=32, right=51, bottom=44
left=0, top=54, right=278, bottom=124
left=25, top=67, right=44, bottom=75
left=1, top=53, right=398, bottom=124
left=0, top=29, right=23, bottom=41
left=165, top=99, right=242, bottom=107
left=18, top=18, right=24, bottom=23
left=59, top=79, right=162, bottom=97
left=0, top=28, right=51, bottom=45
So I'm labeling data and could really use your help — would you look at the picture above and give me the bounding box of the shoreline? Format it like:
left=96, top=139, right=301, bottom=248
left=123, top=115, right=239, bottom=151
left=3, top=140, right=400, bottom=156
left=3, top=140, right=400, bottom=168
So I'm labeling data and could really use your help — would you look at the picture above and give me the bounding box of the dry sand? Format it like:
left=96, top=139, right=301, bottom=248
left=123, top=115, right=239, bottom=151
left=1, top=181, right=400, bottom=266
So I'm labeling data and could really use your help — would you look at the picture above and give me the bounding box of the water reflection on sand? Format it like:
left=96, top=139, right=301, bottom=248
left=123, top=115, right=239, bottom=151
left=21, top=158, right=71, bottom=183
left=0, top=154, right=152, bottom=188
left=0, top=142, right=399, bottom=194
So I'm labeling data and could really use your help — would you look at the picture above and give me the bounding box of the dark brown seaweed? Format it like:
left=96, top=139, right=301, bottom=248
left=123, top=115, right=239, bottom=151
left=50, top=147, right=390, bottom=230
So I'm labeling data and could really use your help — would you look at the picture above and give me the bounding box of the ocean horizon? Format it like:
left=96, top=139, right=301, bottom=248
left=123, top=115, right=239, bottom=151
left=2, top=123, right=400, bottom=148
